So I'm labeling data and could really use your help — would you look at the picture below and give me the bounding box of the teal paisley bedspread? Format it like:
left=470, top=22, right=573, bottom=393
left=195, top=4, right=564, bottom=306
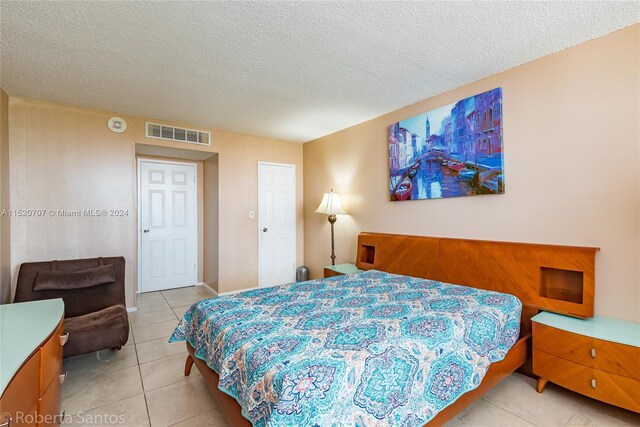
left=169, top=270, right=521, bottom=427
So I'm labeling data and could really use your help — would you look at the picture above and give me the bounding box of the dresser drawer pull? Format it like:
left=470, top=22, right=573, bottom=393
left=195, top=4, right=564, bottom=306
left=590, top=348, right=596, bottom=359
left=59, top=371, right=68, bottom=384
left=0, top=417, right=12, bottom=427
left=60, top=332, right=69, bottom=346
left=591, top=378, right=597, bottom=389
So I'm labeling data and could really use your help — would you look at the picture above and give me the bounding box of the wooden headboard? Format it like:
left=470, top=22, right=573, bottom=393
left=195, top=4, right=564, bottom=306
left=356, top=232, right=598, bottom=321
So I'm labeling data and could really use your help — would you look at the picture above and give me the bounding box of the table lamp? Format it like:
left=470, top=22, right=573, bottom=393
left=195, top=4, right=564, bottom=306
left=315, top=189, right=346, bottom=265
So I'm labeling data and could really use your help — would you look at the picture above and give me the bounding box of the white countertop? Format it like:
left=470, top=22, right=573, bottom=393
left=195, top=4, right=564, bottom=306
left=0, top=299, right=64, bottom=396
left=533, top=311, right=640, bottom=347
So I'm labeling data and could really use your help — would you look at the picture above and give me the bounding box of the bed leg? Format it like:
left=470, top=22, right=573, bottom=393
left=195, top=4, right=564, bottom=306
left=184, top=355, right=194, bottom=376
left=536, top=378, right=548, bottom=393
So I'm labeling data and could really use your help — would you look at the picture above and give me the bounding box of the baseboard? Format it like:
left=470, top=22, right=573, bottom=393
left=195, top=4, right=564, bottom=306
left=196, top=282, right=218, bottom=296
left=216, top=282, right=290, bottom=296
left=218, top=286, right=258, bottom=296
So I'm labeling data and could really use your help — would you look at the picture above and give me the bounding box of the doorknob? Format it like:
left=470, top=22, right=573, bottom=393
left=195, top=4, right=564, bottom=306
left=262, top=228, right=268, bottom=232
left=143, top=229, right=150, bottom=233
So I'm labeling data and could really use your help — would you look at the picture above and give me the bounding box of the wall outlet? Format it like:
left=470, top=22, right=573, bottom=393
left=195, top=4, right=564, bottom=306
left=249, top=210, right=255, bottom=219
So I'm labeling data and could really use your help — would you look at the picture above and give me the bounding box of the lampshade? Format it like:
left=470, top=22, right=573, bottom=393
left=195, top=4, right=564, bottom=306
left=315, top=190, right=346, bottom=215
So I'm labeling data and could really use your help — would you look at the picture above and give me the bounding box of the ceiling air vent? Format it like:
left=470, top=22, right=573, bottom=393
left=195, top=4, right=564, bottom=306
left=146, top=122, right=211, bottom=146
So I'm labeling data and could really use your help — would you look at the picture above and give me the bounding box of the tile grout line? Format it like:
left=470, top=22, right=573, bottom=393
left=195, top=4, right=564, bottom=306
left=164, top=377, right=213, bottom=426
left=130, top=312, right=179, bottom=330
left=142, top=393, right=153, bottom=427
left=138, top=289, right=215, bottom=426
left=63, top=350, right=139, bottom=383
left=61, top=351, right=144, bottom=418
left=480, top=397, right=539, bottom=426
left=133, top=312, right=154, bottom=426
left=133, top=333, right=175, bottom=345
left=160, top=290, right=171, bottom=304
left=65, top=290, right=206, bottom=426
left=137, top=351, right=197, bottom=375
left=131, top=291, right=179, bottom=343
left=563, top=402, right=584, bottom=427
left=60, top=304, right=191, bottom=426
left=135, top=301, right=173, bottom=312
left=167, top=409, right=205, bottom=427
left=144, top=289, right=207, bottom=424
left=60, top=318, right=149, bottom=420
left=63, top=393, right=147, bottom=420
left=144, top=372, right=210, bottom=426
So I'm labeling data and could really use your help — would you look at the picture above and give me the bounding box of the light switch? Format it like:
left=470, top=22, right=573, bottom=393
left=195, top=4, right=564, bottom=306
left=249, top=210, right=255, bottom=218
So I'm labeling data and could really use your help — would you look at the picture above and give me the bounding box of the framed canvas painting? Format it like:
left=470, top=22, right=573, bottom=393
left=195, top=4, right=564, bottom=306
left=388, top=88, right=504, bottom=201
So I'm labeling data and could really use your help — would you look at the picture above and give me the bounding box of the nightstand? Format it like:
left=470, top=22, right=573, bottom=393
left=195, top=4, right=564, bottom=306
left=323, top=263, right=365, bottom=278
left=532, top=312, right=640, bottom=413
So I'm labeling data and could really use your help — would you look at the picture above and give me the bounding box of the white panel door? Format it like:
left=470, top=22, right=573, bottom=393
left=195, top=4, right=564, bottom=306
left=140, top=160, right=197, bottom=292
left=258, top=163, right=296, bottom=287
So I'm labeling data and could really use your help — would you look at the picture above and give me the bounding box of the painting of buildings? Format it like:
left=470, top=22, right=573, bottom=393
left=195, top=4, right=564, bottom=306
left=388, top=88, right=504, bottom=201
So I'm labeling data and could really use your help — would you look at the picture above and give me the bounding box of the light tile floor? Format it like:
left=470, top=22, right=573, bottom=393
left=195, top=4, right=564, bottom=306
left=61, top=286, right=640, bottom=426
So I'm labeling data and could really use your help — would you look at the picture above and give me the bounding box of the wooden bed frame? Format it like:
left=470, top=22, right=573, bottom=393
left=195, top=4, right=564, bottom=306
left=184, top=232, right=598, bottom=426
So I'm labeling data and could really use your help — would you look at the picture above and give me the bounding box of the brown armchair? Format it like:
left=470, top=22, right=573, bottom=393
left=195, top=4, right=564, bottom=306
left=14, top=256, right=129, bottom=358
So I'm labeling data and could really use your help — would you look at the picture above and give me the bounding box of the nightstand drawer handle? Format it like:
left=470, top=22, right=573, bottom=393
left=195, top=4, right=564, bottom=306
left=591, top=378, right=597, bottom=389
left=60, top=332, right=69, bottom=346
left=591, top=348, right=596, bottom=359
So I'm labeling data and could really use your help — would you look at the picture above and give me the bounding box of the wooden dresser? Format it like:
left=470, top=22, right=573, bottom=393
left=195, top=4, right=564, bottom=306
left=533, top=311, right=640, bottom=413
left=0, top=299, right=67, bottom=426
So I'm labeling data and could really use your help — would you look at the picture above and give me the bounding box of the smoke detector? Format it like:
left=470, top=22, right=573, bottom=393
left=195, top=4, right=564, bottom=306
left=108, top=117, right=127, bottom=133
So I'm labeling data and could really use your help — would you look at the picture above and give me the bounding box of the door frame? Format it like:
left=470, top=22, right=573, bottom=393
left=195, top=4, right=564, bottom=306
left=137, top=158, right=199, bottom=293
left=257, top=161, right=297, bottom=288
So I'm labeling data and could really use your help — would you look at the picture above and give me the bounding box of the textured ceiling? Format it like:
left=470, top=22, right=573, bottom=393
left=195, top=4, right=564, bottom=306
left=1, top=1, right=638, bottom=143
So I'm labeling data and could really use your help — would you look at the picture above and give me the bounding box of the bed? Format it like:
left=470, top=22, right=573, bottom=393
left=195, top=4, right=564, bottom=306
left=171, top=232, right=598, bottom=427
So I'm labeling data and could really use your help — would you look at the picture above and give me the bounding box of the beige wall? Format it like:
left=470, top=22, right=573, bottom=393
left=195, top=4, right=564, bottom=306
left=304, top=25, right=640, bottom=322
left=8, top=99, right=303, bottom=305
left=216, top=131, right=304, bottom=293
left=0, top=89, right=10, bottom=304
left=203, top=154, right=219, bottom=291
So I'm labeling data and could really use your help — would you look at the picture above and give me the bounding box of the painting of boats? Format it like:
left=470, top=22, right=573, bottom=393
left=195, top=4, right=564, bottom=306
left=393, top=176, right=413, bottom=201
left=388, top=88, right=504, bottom=201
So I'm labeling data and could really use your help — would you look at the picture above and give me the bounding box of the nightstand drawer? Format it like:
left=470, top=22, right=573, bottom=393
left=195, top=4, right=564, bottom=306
left=533, top=323, right=640, bottom=380
left=533, top=323, right=593, bottom=366
left=323, top=263, right=364, bottom=278
left=323, top=268, right=344, bottom=278
left=592, top=338, right=640, bottom=380
left=534, top=350, right=640, bottom=413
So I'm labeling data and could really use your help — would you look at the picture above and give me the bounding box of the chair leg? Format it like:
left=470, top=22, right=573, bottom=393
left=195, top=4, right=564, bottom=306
left=184, top=355, right=194, bottom=376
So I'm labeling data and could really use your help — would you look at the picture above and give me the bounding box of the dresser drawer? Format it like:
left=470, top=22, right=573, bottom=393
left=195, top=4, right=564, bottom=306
left=37, top=369, right=62, bottom=427
left=533, top=323, right=640, bottom=380
left=0, top=351, right=40, bottom=426
left=40, top=321, right=64, bottom=396
left=534, top=349, right=640, bottom=413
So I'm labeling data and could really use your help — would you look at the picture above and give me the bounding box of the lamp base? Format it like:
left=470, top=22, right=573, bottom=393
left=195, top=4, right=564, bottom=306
left=328, top=215, right=337, bottom=265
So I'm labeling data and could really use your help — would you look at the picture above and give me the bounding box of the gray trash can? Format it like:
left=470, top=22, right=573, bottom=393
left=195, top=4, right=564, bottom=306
left=296, top=266, right=309, bottom=282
